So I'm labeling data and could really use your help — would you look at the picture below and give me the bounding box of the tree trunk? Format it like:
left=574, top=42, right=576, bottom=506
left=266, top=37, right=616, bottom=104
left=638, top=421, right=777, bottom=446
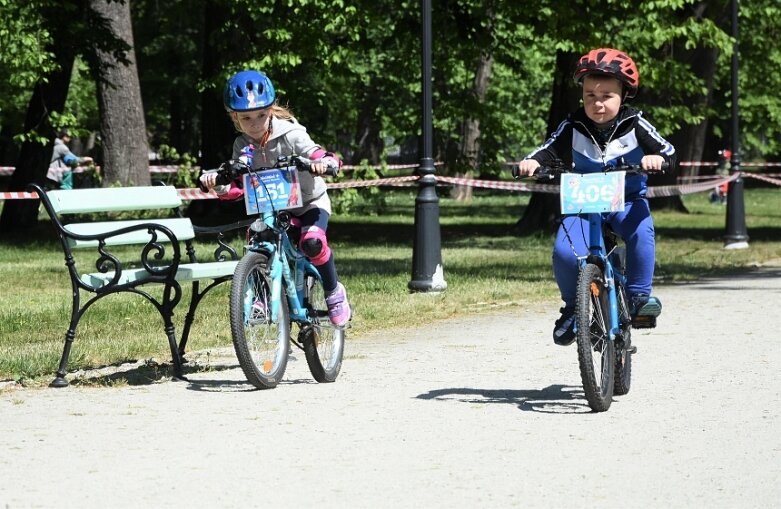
left=351, top=83, right=383, bottom=165
left=652, top=2, right=719, bottom=212
left=90, top=0, right=149, bottom=186
left=199, top=1, right=236, bottom=169
left=0, top=49, right=75, bottom=232
left=453, top=49, right=493, bottom=202
left=515, top=50, right=581, bottom=235
left=654, top=44, right=719, bottom=212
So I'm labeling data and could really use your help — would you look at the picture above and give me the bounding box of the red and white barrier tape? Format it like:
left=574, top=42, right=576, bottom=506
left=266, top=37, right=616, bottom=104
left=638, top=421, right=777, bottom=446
left=645, top=174, right=738, bottom=198
left=5, top=160, right=781, bottom=177
left=0, top=162, right=425, bottom=177
left=678, top=161, right=781, bottom=168
left=0, top=191, right=39, bottom=200
left=2, top=172, right=778, bottom=201
left=436, top=176, right=560, bottom=194
left=745, top=172, right=781, bottom=187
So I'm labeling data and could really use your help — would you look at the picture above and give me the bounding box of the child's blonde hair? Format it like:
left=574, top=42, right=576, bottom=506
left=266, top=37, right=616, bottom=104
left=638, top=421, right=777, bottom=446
left=229, top=103, right=295, bottom=132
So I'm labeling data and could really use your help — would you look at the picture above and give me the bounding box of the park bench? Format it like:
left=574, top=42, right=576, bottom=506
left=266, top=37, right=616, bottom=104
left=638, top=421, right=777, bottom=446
left=29, top=183, right=251, bottom=388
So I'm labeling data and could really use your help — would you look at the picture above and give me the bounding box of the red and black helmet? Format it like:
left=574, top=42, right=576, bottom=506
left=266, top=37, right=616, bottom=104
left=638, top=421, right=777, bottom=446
left=573, top=48, right=640, bottom=99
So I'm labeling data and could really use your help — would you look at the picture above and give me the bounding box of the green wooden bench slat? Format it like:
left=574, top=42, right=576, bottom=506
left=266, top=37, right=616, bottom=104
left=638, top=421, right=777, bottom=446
left=64, top=218, right=196, bottom=247
left=48, top=186, right=182, bottom=214
left=79, top=261, right=239, bottom=288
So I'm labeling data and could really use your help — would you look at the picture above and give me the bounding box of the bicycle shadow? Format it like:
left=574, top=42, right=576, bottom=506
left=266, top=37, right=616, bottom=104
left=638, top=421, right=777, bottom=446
left=415, top=385, right=592, bottom=414
left=66, top=355, right=317, bottom=392
left=184, top=376, right=317, bottom=392
left=184, top=354, right=318, bottom=392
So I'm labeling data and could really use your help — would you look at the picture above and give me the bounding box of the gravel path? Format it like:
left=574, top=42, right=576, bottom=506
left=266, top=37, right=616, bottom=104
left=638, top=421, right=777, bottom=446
left=1, top=266, right=779, bottom=508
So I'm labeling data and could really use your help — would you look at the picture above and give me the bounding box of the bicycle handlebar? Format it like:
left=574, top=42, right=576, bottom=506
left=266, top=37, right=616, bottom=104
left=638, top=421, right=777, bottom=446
left=514, top=160, right=669, bottom=182
left=204, top=155, right=339, bottom=188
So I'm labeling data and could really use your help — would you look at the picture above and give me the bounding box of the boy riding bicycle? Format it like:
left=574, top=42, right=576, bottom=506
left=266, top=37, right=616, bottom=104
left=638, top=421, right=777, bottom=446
left=515, top=48, right=676, bottom=346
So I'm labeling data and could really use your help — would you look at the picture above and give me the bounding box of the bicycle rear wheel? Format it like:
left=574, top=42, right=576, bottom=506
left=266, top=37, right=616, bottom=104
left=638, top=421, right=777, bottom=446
left=301, top=274, right=345, bottom=382
left=576, top=263, right=615, bottom=412
left=612, top=249, right=633, bottom=396
left=614, top=329, right=632, bottom=395
left=230, top=252, right=290, bottom=389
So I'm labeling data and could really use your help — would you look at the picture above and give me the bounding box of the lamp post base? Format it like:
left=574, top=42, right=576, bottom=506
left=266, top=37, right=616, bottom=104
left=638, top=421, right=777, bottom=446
left=723, top=240, right=749, bottom=250
left=408, top=263, right=447, bottom=293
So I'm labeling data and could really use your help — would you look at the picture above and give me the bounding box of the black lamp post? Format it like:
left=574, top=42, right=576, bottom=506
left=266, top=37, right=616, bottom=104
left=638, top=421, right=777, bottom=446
left=724, top=0, right=749, bottom=249
left=409, top=0, right=447, bottom=292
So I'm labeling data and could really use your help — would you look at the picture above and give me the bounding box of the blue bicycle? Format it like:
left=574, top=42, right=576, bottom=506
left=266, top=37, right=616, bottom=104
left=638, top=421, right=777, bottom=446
left=210, top=156, right=345, bottom=389
left=529, top=161, right=664, bottom=411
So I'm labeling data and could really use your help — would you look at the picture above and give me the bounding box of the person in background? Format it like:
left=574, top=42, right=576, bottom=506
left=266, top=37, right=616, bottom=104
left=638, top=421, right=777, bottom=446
left=709, top=149, right=731, bottom=204
left=47, top=129, right=93, bottom=190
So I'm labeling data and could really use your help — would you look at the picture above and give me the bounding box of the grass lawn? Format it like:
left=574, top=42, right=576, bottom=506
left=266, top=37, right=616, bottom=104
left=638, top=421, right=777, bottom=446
left=1, top=185, right=779, bottom=383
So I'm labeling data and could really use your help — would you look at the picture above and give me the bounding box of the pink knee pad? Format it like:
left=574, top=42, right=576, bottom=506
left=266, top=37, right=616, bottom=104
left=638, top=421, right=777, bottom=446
left=299, top=226, right=331, bottom=266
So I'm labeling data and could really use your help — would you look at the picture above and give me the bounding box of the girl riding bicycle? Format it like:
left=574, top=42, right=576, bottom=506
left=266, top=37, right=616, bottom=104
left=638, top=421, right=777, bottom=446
left=515, top=48, right=676, bottom=346
left=199, top=69, right=352, bottom=328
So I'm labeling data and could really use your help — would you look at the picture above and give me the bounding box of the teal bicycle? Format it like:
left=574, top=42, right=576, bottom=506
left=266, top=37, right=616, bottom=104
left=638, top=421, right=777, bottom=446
left=524, top=161, right=665, bottom=411
left=210, top=156, right=345, bottom=389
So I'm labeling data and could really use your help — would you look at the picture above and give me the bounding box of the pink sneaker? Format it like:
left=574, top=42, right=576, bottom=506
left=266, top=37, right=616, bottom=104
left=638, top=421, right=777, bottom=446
left=252, top=300, right=266, bottom=316
left=325, top=282, right=352, bottom=328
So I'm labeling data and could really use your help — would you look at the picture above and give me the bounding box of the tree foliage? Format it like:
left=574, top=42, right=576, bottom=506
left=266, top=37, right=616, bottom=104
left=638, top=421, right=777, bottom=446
left=1, top=0, right=780, bottom=202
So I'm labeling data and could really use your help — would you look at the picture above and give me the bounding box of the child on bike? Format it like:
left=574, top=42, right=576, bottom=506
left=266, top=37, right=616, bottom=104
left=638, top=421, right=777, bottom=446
left=515, top=48, right=676, bottom=346
left=199, top=69, right=352, bottom=328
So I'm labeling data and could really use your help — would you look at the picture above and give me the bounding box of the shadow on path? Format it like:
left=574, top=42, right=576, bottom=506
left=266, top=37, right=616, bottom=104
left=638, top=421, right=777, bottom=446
left=185, top=376, right=317, bottom=393
left=68, top=360, right=237, bottom=388
left=416, top=385, right=595, bottom=414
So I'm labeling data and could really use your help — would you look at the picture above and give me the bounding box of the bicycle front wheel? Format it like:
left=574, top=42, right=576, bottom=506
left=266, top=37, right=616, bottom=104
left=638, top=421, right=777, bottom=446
left=301, top=274, right=345, bottom=382
left=576, top=263, right=615, bottom=412
left=230, top=252, right=290, bottom=389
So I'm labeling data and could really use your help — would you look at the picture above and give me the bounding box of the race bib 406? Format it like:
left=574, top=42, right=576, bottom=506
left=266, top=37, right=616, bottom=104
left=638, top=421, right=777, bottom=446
left=559, top=171, right=625, bottom=214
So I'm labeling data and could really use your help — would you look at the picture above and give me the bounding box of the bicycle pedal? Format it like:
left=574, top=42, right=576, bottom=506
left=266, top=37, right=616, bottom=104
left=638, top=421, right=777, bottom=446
left=627, top=346, right=638, bottom=354
left=632, top=315, right=656, bottom=329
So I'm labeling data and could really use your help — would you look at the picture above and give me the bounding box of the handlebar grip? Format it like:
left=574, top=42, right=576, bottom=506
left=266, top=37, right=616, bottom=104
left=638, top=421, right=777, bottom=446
left=323, top=160, right=340, bottom=177
left=210, top=160, right=249, bottom=185
left=295, top=156, right=340, bottom=177
left=198, top=168, right=217, bottom=192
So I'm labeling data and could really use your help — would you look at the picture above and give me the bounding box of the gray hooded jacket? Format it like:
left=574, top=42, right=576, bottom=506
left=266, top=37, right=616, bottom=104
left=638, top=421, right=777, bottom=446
left=215, top=117, right=329, bottom=211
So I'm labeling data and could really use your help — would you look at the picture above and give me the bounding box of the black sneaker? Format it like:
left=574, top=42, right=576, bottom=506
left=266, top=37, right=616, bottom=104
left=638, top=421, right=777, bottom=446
left=631, top=294, right=662, bottom=317
left=631, top=294, right=662, bottom=328
left=553, top=307, right=576, bottom=346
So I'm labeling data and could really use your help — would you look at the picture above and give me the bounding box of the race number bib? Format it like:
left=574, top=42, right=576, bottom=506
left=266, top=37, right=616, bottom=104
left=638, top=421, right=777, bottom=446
left=560, top=171, right=625, bottom=214
left=243, top=167, right=302, bottom=215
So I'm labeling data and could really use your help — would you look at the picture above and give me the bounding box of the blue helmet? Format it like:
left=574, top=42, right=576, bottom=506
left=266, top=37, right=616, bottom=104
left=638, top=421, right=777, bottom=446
left=223, top=70, right=276, bottom=112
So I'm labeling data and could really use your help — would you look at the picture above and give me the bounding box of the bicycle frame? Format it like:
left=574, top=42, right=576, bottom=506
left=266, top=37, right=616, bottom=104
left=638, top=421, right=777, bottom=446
left=576, top=212, right=623, bottom=342
left=248, top=210, right=322, bottom=325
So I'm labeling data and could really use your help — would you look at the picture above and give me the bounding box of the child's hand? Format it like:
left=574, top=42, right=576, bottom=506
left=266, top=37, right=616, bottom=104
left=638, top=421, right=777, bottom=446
left=641, top=155, right=665, bottom=172
left=309, top=161, right=326, bottom=176
left=514, top=159, right=541, bottom=177
left=310, top=156, right=340, bottom=176
left=199, top=172, right=218, bottom=190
